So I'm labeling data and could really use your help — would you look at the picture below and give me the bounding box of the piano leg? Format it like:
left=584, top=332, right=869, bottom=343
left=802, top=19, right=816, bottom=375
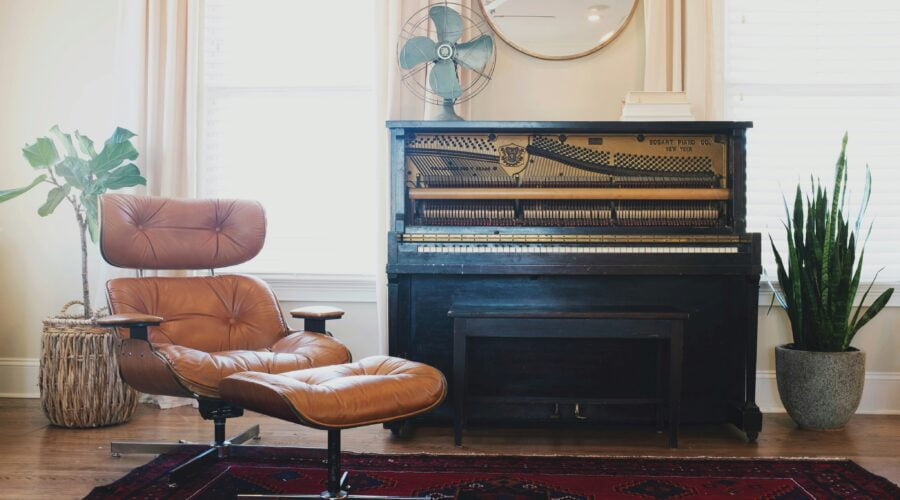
left=729, top=401, right=763, bottom=443
left=729, top=273, right=763, bottom=442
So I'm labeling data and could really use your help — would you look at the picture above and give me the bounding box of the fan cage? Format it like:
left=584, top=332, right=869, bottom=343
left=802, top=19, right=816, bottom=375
left=396, top=1, right=496, bottom=106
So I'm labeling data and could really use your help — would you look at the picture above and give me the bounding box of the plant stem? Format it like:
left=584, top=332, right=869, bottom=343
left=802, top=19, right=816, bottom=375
left=76, top=212, right=90, bottom=319
left=46, top=170, right=91, bottom=318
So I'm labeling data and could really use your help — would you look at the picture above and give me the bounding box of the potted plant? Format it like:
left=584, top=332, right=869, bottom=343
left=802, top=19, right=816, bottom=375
left=0, top=126, right=147, bottom=427
left=770, top=133, right=894, bottom=430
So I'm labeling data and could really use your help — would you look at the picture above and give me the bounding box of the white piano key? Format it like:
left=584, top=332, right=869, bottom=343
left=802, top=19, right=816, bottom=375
left=415, top=245, right=742, bottom=254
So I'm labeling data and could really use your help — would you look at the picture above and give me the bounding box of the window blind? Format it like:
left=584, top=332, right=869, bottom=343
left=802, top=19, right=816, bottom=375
left=725, top=0, right=900, bottom=283
left=199, top=0, right=377, bottom=275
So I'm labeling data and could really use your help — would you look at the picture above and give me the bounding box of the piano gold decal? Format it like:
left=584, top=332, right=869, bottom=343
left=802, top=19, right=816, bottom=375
left=496, top=138, right=530, bottom=175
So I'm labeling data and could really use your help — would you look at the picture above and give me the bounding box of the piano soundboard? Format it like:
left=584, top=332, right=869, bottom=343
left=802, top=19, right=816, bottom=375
left=404, top=132, right=731, bottom=228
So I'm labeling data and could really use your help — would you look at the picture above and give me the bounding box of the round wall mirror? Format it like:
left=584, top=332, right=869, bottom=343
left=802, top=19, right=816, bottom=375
left=479, top=0, right=638, bottom=60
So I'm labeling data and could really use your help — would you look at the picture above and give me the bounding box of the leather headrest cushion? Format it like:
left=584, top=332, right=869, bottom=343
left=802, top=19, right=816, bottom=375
left=100, top=194, right=266, bottom=270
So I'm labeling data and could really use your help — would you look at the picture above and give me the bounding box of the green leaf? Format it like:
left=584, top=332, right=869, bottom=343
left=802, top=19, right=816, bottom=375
left=105, top=127, right=136, bottom=146
left=100, top=163, right=146, bottom=190
left=49, top=125, right=77, bottom=158
left=855, top=166, right=871, bottom=234
left=851, top=287, right=894, bottom=339
left=22, top=137, right=59, bottom=168
left=0, top=175, right=47, bottom=203
left=822, top=132, right=849, bottom=306
left=37, top=185, right=71, bottom=217
left=90, top=140, right=137, bottom=174
left=55, top=157, right=90, bottom=190
left=74, top=130, right=97, bottom=159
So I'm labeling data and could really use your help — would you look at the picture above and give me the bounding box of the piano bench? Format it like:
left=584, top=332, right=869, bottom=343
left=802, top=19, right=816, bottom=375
left=448, top=306, right=687, bottom=448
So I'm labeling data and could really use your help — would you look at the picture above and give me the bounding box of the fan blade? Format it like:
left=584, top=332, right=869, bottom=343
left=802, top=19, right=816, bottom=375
left=399, top=36, right=437, bottom=69
left=454, top=34, right=493, bottom=72
left=430, top=5, right=463, bottom=44
left=429, top=59, right=462, bottom=100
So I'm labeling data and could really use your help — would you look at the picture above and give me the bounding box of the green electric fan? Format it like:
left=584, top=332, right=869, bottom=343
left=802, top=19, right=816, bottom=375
left=398, top=2, right=496, bottom=120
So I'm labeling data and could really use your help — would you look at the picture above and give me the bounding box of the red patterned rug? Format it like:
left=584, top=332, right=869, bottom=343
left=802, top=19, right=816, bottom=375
left=87, top=445, right=899, bottom=499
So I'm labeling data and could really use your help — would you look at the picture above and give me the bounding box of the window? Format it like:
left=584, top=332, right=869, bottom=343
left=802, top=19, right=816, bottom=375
left=200, top=0, right=376, bottom=276
left=724, top=0, right=900, bottom=283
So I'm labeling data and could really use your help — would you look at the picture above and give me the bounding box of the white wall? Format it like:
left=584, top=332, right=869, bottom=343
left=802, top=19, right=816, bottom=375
left=280, top=301, right=381, bottom=361
left=0, top=0, right=123, bottom=395
left=469, top=4, right=645, bottom=121
left=0, top=0, right=896, bottom=413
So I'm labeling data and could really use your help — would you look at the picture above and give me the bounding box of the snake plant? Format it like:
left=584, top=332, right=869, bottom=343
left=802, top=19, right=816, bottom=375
left=770, top=133, right=894, bottom=352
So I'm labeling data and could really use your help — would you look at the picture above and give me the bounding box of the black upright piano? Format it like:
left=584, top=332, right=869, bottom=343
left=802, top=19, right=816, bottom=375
left=386, top=121, right=762, bottom=441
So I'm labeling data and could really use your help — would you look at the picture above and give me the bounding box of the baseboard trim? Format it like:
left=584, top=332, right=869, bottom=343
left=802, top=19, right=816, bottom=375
left=2, top=358, right=898, bottom=414
left=0, top=358, right=39, bottom=398
left=756, top=370, right=900, bottom=414
left=759, top=282, right=899, bottom=307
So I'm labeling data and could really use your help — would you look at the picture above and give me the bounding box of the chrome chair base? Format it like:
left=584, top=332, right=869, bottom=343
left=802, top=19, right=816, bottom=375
left=236, top=429, right=429, bottom=500
left=111, top=423, right=261, bottom=487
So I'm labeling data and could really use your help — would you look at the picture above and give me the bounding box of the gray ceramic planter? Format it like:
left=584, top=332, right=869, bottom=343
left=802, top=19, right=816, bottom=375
left=775, top=344, right=865, bottom=430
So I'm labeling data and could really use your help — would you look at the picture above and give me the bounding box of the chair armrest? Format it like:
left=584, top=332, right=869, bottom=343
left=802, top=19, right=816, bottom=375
left=98, top=313, right=163, bottom=341
left=97, top=313, right=164, bottom=327
left=289, top=306, right=344, bottom=335
left=289, top=306, right=345, bottom=320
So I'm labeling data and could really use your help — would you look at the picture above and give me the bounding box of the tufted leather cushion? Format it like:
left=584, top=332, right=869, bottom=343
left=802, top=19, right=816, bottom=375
left=107, top=275, right=352, bottom=398
left=107, top=274, right=289, bottom=352
left=151, top=332, right=351, bottom=398
left=100, top=194, right=266, bottom=270
left=219, top=356, right=447, bottom=429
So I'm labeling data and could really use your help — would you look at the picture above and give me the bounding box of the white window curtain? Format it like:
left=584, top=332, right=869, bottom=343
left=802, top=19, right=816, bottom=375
left=115, top=0, right=201, bottom=199
left=724, top=0, right=900, bottom=284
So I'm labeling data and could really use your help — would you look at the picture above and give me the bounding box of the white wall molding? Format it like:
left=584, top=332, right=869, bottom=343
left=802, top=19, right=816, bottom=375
left=255, top=273, right=377, bottom=303
left=4, top=356, right=899, bottom=415
left=758, top=282, right=899, bottom=307
left=756, top=370, right=900, bottom=414
left=255, top=274, right=898, bottom=308
left=0, top=357, right=39, bottom=398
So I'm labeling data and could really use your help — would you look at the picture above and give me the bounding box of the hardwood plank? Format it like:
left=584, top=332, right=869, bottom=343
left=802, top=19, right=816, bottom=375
left=0, top=399, right=896, bottom=499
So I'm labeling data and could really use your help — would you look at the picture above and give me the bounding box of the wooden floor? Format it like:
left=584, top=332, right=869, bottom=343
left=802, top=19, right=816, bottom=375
left=1, top=399, right=897, bottom=499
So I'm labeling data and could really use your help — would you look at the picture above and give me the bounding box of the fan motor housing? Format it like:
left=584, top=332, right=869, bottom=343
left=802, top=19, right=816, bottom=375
left=437, top=43, right=454, bottom=60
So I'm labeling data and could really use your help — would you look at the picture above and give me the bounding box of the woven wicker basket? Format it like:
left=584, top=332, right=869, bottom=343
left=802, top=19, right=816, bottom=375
left=40, top=301, right=138, bottom=428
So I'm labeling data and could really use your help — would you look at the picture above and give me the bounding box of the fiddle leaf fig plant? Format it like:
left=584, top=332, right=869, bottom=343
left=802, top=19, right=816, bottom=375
left=1, top=126, right=146, bottom=318
left=770, top=133, right=894, bottom=352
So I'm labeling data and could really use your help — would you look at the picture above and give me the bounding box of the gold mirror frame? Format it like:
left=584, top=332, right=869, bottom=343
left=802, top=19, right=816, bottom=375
left=479, top=0, right=638, bottom=61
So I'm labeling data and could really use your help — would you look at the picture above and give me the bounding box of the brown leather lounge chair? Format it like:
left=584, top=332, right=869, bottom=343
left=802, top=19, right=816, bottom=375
left=96, top=194, right=352, bottom=486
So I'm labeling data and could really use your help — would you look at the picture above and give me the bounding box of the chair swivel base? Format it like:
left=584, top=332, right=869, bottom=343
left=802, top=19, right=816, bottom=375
left=110, top=399, right=262, bottom=487
left=236, top=429, right=429, bottom=500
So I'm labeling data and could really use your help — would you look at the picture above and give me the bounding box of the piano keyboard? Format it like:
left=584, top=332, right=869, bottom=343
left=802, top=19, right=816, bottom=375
left=416, top=245, right=739, bottom=254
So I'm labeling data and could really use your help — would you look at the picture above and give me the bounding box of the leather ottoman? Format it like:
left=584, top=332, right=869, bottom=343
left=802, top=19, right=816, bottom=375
left=220, top=355, right=446, bottom=499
